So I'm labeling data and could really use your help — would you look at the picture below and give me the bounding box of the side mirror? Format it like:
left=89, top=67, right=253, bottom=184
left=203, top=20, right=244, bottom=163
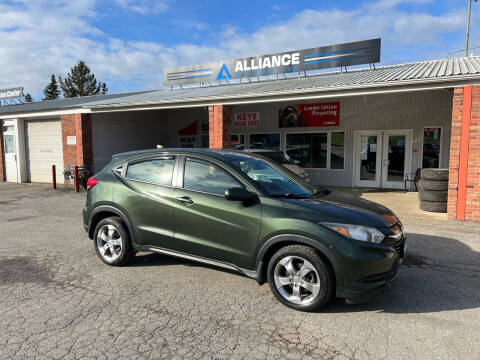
left=225, top=187, right=257, bottom=203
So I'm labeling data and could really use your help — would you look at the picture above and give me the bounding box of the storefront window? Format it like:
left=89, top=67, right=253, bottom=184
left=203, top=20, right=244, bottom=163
left=231, top=134, right=245, bottom=150
left=248, top=133, right=280, bottom=150
left=330, top=132, right=345, bottom=169
left=422, top=127, right=441, bottom=168
left=286, top=133, right=327, bottom=168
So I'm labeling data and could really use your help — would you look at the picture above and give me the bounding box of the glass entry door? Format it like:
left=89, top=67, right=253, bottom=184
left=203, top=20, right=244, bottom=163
left=355, top=131, right=382, bottom=188
left=381, top=130, right=412, bottom=189
left=354, top=130, right=412, bottom=189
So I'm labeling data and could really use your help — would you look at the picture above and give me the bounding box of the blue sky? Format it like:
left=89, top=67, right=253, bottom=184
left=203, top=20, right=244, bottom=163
left=0, top=0, right=479, bottom=99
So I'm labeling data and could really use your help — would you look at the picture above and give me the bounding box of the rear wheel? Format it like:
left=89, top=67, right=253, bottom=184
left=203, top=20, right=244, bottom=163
left=267, top=245, right=333, bottom=312
left=94, top=217, right=134, bottom=266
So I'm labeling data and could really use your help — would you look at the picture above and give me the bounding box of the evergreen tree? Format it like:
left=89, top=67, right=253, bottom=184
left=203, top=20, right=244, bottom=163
left=43, top=74, right=60, bottom=100
left=101, top=82, right=108, bottom=95
left=24, top=93, right=33, bottom=103
left=59, top=61, right=108, bottom=98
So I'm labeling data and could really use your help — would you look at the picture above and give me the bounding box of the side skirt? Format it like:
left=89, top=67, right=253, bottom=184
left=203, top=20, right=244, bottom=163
left=134, top=244, right=258, bottom=280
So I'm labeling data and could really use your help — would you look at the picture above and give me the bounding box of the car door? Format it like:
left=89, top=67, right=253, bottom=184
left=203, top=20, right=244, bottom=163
left=172, top=156, right=262, bottom=269
left=115, top=155, right=178, bottom=249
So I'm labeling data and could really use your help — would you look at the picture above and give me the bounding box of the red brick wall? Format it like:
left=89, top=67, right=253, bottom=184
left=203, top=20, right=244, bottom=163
left=60, top=113, right=93, bottom=182
left=448, top=85, right=480, bottom=222
left=0, top=124, right=5, bottom=182
left=208, top=105, right=232, bottom=149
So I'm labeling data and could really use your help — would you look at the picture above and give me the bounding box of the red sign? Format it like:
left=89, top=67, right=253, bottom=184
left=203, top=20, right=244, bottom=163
left=279, top=102, right=340, bottom=127
left=234, top=112, right=260, bottom=127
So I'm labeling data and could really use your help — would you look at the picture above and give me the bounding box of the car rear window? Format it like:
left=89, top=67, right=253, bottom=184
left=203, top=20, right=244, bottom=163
left=126, top=158, right=175, bottom=186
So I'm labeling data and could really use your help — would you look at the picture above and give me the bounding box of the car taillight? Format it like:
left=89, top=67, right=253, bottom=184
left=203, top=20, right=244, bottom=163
left=86, top=177, right=99, bottom=190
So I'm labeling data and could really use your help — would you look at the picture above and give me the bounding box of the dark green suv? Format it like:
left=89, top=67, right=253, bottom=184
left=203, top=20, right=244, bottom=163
left=83, top=149, right=406, bottom=311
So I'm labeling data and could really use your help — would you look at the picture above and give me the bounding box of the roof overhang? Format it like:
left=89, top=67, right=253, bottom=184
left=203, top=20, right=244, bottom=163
left=0, top=107, right=91, bottom=120
left=1, top=74, right=479, bottom=119
left=88, top=77, right=478, bottom=113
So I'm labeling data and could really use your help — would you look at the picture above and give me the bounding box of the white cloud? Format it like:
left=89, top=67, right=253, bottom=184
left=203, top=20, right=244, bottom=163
left=0, top=0, right=475, bottom=99
left=115, top=0, right=169, bottom=15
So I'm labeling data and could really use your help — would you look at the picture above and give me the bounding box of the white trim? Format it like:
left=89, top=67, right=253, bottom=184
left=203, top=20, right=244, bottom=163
left=283, top=130, right=346, bottom=170
left=0, top=108, right=90, bottom=120
left=420, top=126, right=443, bottom=169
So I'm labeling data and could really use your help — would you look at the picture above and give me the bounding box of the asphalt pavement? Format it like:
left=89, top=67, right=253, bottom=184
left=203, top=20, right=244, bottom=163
left=1, top=183, right=479, bottom=359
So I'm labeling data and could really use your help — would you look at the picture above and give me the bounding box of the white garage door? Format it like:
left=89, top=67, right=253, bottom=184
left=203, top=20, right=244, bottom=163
left=25, top=119, right=64, bottom=183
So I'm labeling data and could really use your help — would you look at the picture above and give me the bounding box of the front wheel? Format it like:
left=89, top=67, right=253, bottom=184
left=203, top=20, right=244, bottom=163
left=94, top=217, right=134, bottom=266
left=267, top=245, right=334, bottom=312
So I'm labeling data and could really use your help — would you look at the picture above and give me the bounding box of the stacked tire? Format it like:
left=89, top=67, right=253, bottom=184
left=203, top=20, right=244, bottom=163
left=418, top=169, right=449, bottom=213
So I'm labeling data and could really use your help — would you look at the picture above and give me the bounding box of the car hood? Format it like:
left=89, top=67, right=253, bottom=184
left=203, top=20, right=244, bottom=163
left=282, top=190, right=399, bottom=231
left=283, top=164, right=304, bottom=174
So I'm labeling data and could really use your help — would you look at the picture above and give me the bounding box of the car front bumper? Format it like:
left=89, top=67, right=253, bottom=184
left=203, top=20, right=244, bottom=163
left=336, top=238, right=406, bottom=301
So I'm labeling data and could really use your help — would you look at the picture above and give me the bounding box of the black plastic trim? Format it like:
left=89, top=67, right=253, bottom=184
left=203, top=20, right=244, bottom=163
left=255, top=234, right=344, bottom=289
left=88, top=205, right=136, bottom=243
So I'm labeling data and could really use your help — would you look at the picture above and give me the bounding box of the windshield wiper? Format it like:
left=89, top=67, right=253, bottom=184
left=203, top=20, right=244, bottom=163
left=271, top=193, right=308, bottom=199
left=311, top=187, right=330, bottom=197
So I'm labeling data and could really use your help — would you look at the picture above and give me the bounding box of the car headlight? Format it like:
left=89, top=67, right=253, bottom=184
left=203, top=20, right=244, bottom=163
left=321, top=222, right=385, bottom=244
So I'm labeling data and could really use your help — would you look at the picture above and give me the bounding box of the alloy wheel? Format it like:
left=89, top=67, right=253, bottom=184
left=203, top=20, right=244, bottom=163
left=96, top=224, right=123, bottom=262
left=273, top=255, right=321, bottom=305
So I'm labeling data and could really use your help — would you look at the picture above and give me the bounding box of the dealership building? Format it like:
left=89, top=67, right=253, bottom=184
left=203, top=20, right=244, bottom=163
left=1, top=39, right=480, bottom=222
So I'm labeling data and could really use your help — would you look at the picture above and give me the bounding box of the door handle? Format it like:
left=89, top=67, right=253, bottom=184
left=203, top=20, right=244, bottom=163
left=175, top=196, right=194, bottom=205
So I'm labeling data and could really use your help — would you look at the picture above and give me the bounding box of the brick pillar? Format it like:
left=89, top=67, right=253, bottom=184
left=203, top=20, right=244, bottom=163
left=208, top=105, right=232, bottom=149
left=0, top=123, right=5, bottom=182
left=448, top=85, right=480, bottom=222
left=61, top=113, right=93, bottom=182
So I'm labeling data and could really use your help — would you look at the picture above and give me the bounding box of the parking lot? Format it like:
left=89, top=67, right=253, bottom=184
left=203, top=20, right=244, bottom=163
left=1, top=183, right=480, bottom=360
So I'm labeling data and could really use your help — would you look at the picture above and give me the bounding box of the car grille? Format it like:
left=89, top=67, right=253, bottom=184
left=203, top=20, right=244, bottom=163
left=393, top=238, right=405, bottom=258
left=383, top=223, right=406, bottom=259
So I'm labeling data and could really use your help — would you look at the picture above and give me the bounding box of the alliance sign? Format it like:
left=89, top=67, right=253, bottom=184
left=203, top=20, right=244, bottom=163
left=164, top=39, right=380, bottom=86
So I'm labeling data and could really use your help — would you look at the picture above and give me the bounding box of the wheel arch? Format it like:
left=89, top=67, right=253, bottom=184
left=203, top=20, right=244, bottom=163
left=88, top=205, right=135, bottom=243
left=255, top=234, right=343, bottom=289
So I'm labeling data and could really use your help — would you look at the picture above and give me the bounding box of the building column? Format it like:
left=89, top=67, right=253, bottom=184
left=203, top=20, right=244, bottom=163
left=0, top=123, right=5, bottom=182
left=448, top=85, right=480, bottom=222
left=208, top=105, right=232, bottom=149
left=61, top=113, right=93, bottom=181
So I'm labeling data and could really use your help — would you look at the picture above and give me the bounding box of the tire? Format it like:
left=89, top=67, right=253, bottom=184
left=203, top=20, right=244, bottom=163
left=419, top=179, right=448, bottom=191
left=267, top=245, right=333, bottom=312
left=418, top=190, right=448, bottom=202
left=94, top=217, right=134, bottom=266
left=421, top=168, right=449, bottom=181
left=420, top=200, right=447, bottom=213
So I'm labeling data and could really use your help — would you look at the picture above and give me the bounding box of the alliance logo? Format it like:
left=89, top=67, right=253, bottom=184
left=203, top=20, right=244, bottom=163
left=216, top=63, right=232, bottom=80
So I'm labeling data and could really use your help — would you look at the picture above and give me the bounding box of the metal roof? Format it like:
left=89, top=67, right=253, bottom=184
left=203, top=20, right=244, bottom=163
left=2, top=56, right=480, bottom=117
left=0, top=90, right=155, bottom=116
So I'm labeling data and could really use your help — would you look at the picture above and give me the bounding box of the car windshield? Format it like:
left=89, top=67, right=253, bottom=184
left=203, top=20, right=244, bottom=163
left=257, top=151, right=294, bottom=165
left=222, top=153, right=316, bottom=198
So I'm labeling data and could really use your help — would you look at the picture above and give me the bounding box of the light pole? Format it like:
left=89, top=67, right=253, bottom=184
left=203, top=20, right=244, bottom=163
left=465, top=0, right=478, bottom=57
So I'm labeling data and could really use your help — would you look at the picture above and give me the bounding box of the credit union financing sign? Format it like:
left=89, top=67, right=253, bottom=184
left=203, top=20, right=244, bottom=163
left=0, top=87, right=23, bottom=100
left=279, top=102, right=340, bottom=128
left=164, top=38, right=380, bottom=86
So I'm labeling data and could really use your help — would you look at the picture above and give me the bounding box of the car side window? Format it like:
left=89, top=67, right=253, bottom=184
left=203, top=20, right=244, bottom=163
left=126, top=158, right=175, bottom=186
left=183, top=159, right=243, bottom=195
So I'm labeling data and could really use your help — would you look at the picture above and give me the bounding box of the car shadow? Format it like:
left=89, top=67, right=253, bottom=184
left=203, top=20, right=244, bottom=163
left=323, top=232, right=480, bottom=314
left=127, top=252, right=244, bottom=277
left=126, top=232, right=480, bottom=314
